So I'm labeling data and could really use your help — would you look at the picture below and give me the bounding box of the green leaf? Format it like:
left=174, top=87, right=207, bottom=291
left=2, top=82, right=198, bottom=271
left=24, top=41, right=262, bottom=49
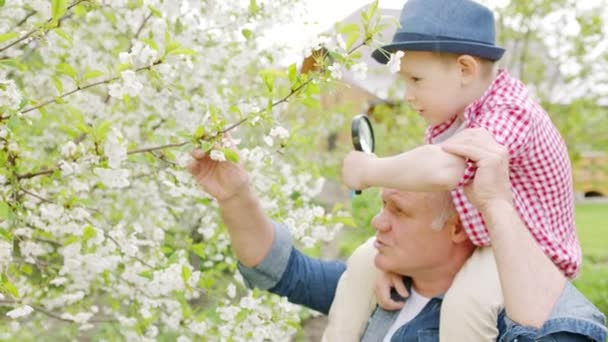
left=287, top=63, right=297, bottom=83
left=138, top=270, right=153, bottom=280
left=142, top=38, right=159, bottom=51
left=167, top=48, right=196, bottom=56
left=260, top=70, right=275, bottom=92
left=95, top=121, right=113, bottom=141
left=164, top=42, right=181, bottom=55
left=53, top=28, right=73, bottom=45
left=56, top=62, right=77, bottom=80
left=194, top=126, right=205, bottom=139
left=0, top=0, right=5, bottom=8
left=249, top=0, right=259, bottom=15
left=241, top=29, right=252, bottom=40
left=64, top=235, right=80, bottom=246
left=82, top=226, right=97, bottom=241
left=0, top=32, right=18, bottom=45
left=20, top=264, right=33, bottom=276
left=83, top=70, right=104, bottom=81
left=73, top=4, right=86, bottom=17
left=51, top=0, right=68, bottom=21
left=0, top=58, right=27, bottom=71
left=0, top=202, right=9, bottom=220
left=2, top=280, right=19, bottom=298
left=222, top=148, right=239, bottom=163
left=181, top=265, right=191, bottom=284
left=148, top=5, right=162, bottom=18
left=52, top=76, right=63, bottom=94
left=191, top=243, right=205, bottom=259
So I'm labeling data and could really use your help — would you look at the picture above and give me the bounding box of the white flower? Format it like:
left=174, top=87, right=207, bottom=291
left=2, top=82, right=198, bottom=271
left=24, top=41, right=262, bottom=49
left=209, top=150, right=226, bottom=162
left=269, top=126, right=289, bottom=139
left=0, top=126, right=9, bottom=139
left=227, top=283, right=236, bottom=299
left=263, top=136, right=273, bottom=147
left=335, top=34, right=347, bottom=52
left=0, top=79, right=22, bottom=110
left=328, top=64, right=342, bottom=79
left=7, top=142, right=18, bottom=153
left=118, top=52, right=132, bottom=65
left=104, top=129, right=127, bottom=169
left=6, top=306, right=34, bottom=319
left=120, top=70, right=143, bottom=96
left=50, top=277, right=68, bottom=286
left=60, top=141, right=78, bottom=157
left=387, top=51, right=404, bottom=74
left=351, top=62, right=368, bottom=81
left=94, top=168, right=130, bottom=188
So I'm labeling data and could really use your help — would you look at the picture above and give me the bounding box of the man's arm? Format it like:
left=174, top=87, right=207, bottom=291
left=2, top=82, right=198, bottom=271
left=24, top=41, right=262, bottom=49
left=217, top=186, right=274, bottom=267
left=442, top=129, right=566, bottom=328
left=189, top=149, right=346, bottom=314
left=481, top=199, right=566, bottom=328
left=188, top=149, right=273, bottom=267
left=342, top=144, right=466, bottom=192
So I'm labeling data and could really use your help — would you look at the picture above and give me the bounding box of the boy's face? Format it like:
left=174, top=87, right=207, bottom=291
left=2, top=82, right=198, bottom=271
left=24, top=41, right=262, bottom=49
left=398, top=51, right=467, bottom=126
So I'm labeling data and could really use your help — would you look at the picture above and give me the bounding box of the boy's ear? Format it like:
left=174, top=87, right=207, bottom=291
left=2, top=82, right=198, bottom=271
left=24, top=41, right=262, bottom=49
left=456, top=55, right=479, bottom=86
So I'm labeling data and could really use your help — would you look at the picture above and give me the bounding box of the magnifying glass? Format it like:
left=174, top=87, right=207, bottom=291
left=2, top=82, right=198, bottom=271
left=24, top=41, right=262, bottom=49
left=351, top=114, right=375, bottom=195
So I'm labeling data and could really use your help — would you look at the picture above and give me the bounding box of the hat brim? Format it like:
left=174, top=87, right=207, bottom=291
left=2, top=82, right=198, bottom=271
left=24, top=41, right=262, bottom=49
left=372, top=41, right=505, bottom=64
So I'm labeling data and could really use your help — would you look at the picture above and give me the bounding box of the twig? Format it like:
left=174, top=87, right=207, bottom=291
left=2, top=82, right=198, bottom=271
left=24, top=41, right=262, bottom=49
left=0, top=0, right=87, bottom=54
left=22, top=60, right=161, bottom=114
left=127, top=141, right=190, bottom=155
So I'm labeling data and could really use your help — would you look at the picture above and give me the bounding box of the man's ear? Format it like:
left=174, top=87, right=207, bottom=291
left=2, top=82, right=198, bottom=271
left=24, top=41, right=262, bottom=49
left=456, top=55, right=479, bottom=86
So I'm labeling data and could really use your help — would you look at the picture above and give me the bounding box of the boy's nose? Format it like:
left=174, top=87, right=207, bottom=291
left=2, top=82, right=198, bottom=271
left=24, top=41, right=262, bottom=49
left=405, top=91, right=415, bottom=103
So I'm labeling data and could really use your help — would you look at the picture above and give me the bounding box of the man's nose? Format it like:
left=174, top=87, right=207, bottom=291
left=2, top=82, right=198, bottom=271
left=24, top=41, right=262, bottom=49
left=371, top=211, right=390, bottom=232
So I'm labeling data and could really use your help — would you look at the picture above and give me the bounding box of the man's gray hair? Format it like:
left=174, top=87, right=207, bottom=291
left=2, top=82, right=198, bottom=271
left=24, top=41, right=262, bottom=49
left=426, top=192, right=457, bottom=231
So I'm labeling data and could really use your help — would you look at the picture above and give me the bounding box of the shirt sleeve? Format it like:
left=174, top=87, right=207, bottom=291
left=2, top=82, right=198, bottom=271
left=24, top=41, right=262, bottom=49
left=499, top=283, right=607, bottom=341
left=459, top=105, right=533, bottom=186
left=237, top=221, right=347, bottom=315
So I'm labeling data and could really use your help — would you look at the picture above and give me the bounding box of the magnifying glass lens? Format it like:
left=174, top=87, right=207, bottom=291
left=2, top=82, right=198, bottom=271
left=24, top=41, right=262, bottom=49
left=359, top=121, right=373, bottom=153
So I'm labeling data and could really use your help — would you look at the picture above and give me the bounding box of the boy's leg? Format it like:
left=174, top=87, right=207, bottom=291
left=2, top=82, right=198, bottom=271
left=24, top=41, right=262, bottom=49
left=440, top=247, right=504, bottom=342
left=323, top=237, right=379, bottom=342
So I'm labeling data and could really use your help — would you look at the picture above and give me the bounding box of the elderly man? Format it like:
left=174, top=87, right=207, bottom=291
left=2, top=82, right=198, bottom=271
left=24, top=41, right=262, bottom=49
left=188, top=129, right=607, bottom=341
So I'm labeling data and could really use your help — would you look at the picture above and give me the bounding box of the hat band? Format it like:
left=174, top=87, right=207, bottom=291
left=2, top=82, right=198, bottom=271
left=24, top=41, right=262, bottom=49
left=393, top=32, right=494, bottom=46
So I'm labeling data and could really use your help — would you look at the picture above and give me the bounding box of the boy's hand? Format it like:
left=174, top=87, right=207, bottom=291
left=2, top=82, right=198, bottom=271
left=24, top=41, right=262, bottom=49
left=342, top=151, right=375, bottom=190
left=187, top=149, right=250, bottom=203
left=375, top=270, right=409, bottom=311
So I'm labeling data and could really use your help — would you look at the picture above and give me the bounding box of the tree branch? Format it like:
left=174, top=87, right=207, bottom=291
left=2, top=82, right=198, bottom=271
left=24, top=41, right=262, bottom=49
left=0, top=0, right=87, bottom=54
left=22, top=60, right=162, bottom=114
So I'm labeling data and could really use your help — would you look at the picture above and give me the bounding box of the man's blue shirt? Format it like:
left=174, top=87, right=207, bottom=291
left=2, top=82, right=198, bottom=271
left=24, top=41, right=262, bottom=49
left=238, top=223, right=607, bottom=341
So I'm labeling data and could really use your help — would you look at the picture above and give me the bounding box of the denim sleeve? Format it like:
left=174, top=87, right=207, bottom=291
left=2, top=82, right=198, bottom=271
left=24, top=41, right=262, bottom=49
left=237, top=221, right=295, bottom=290
left=498, top=283, right=607, bottom=342
left=237, top=221, right=346, bottom=315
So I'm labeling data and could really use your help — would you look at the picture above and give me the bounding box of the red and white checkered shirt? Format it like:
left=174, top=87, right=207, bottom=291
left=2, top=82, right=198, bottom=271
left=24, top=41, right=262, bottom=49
left=425, top=69, right=582, bottom=278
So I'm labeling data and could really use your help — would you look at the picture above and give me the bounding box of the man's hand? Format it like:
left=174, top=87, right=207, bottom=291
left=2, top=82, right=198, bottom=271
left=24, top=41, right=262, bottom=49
left=342, top=151, right=375, bottom=190
left=187, top=149, right=250, bottom=203
left=441, top=128, right=512, bottom=212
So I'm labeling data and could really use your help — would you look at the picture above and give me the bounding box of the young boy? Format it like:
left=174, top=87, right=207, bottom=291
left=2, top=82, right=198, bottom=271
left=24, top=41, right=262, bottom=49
left=324, top=0, right=582, bottom=341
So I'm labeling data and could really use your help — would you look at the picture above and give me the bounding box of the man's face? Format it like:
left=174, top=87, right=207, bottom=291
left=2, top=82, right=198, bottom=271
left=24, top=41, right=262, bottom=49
left=398, top=51, right=466, bottom=126
left=372, top=189, right=456, bottom=276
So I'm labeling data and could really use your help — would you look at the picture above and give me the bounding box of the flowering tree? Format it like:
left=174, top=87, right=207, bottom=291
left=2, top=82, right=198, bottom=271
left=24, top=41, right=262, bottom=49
left=0, top=0, right=389, bottom=340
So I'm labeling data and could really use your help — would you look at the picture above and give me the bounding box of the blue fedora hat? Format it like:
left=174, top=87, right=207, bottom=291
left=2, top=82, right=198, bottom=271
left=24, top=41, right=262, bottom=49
left=372, top=0, right=505, bottom=64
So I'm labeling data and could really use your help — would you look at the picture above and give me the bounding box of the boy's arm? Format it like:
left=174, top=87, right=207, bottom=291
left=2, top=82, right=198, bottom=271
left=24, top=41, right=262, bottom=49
left=342, top=144, right=466, bottom=192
